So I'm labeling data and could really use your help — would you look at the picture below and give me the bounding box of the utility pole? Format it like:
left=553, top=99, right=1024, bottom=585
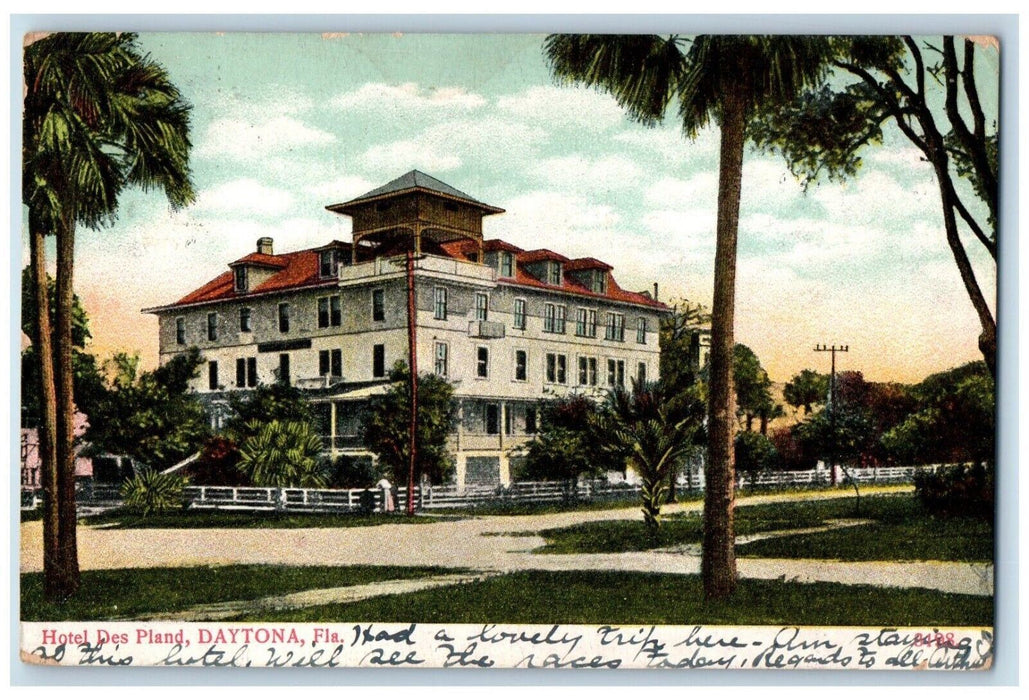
left=814, top=344, right=848, bottom=486
left=405, top=250, right=418, bottom=516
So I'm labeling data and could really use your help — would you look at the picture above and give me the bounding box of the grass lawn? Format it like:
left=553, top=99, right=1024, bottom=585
left=527, top=494, right=992, bottom=562
left=235, top=570, right=992, bottom=626
left=21, top=565, right=459, bottom=621
left=445, top=496, right=657, bottom=517
left=81, top=508, right=449, bottom=529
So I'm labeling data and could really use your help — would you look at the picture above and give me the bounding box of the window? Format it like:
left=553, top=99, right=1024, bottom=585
left=278, top=353, right=290, bottom=385
left=547, top=261, right=561, bottom=286
left=467, top=252, right=479, bottom=263
left=434, top=287, right=448, bottom=320
left=372, top=289, right=385, bottom=322
left=484, top=404, right=500, bottom=435
left=246, top=357, right=257, bottom=388
left=637, top=362, right=647, bottom=386
left=543, top=303, right=556, bottom=333
left=372, top=344, right=385, bottom=378
left=207, top=312, right=218, bottom=341
left=239, top=307, right=251, bottom=333
left=319, top=249, right=338, bottom=278
left=587, top=309, right=597, bottom=338
left=575, top=308, right=588, bottom=336
left=208, top=361, right=219, bottom=391
left=476, top=346, right=489, bottom=378
left=607, top=359, right=625, bottom=388
left=318, top=297, right=341, bottom=328
left=434, top=342, right=448, bottom=377
left=505, top=409, right=513, bottom=436
left=475, top=292, right=489, bottom=322
left=278, top=303, right=290, bottom=333
left=525, top=407, right=538, bottom=434
left=234, top=266, right=248, bottom=293
left=514, top=350, right=527, bottom=381
left=318, top=298, right=330, bottom=328
left=513, top=299, right=526, bottom=330
left=500, top=252, right=514, bottom=278
left=236, top=358, right=246, bottom=388
left=319, top=349, right=343, bottom=377
left=175, top=317, right=185, bottom=345
left=605, top=312, right=625, bottom=342
left=554, top=305, right=567, bottom=334
left=637, top=317, right=647, bottom=344
left=546, top=353, right=567, bottom=384
left=330, top=296, right=341, bottom=327
left=578, top=356, right=598, bottom=386
left=590, top=271, right=607, bottom=294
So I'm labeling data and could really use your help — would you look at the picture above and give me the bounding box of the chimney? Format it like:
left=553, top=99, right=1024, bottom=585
left=653, top=282, right=659, bottom=302
left=257, top=237, right=274, bottom=256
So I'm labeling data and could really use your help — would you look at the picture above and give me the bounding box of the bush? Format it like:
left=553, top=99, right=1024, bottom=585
left=187, top=435, right=251, bottom=486
left=913, top=463, right=993, bottom=519
left=324, top=454, right=382, bottom=489
left=734, top=431, right=781, bottom=472
left=237, top=420, right=327, bottom=488
left=121, top=469, right=189, bottom=516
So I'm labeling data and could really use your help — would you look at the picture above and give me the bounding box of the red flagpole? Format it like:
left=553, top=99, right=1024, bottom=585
left=406, top=250, right=418, bottom=516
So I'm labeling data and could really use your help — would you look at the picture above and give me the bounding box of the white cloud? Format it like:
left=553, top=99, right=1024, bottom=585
left=195, top=116, right=336, bottom=161
left=531, top=154, right=643, bottom=193
left=496, top=85, right=628, bottom=130
left=306, top=175, right=379, bottom=202
left=193, top=179, right=296, bottom=217
left=331, top=82, right=487, bottom=113
left=645, top=174, right=719, bottom=210
left=358, top=117, right=546, bottom=177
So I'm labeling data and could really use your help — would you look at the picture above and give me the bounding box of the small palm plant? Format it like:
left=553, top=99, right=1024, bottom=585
left=236, top=420, right=327, bottom=488
left=121, top=469, right=189, bottom=516
left=592, top=381, right=704, bottom=530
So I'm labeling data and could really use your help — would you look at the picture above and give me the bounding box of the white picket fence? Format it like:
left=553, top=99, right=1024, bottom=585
left=37, top=464, right=944, bottom=515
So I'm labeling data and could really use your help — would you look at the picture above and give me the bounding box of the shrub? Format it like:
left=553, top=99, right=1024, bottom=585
left=913, top=463, right=993, bottom=519
left=121, top=469, right=189, bottom=516
left=734, top=431, right=781, bottom=473
left=187, top=435, right=251, bottom=486
left=324, top=454, right=382, bottom=489
left=237, top=420, right=327, bottom=488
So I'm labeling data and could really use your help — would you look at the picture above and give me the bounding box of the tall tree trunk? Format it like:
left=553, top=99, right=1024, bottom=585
left=702, top=90, right=746, bottom=600
left=30, top=222, right=62, bottom=601
left=52, top=215, right=80, bottom=599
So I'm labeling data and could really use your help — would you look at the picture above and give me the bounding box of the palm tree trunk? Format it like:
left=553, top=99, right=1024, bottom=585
left=52, top=214, right=80, bottom=599
left=702, top=89, right=746, bottom=601
left=30, top=222, right=62, bottom=601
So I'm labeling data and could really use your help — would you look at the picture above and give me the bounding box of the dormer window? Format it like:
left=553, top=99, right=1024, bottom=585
left=319, top=249, right=339, bottom=278
left=590, top=270, right=606, bottom=294
left=547, top=261, right=562, bottom=286
left=500, top=252, right=514, bottom=278
left=234, top=266, right=248, bottom=293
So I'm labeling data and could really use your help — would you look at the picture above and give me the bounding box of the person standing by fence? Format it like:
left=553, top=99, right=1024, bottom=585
left=376, top=477, right=395, bottom=513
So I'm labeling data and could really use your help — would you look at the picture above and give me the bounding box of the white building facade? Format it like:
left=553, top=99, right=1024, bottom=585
left=145, top=172, right=670, bottom=487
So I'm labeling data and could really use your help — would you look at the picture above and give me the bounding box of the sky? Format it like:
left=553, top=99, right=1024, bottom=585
left=24, top=33, right=999, bottom=384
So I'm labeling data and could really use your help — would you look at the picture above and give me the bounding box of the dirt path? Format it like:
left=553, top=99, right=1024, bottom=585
left=20, top=485, right=993, bottom=602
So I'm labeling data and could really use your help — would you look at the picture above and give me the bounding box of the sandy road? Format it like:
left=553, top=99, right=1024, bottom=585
left=18, top=485, right=992, bottom=596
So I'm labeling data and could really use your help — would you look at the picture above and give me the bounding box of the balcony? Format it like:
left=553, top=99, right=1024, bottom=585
left=337, top=254, right=496, bottom=286
left=468, top=320, right=505, bottom=339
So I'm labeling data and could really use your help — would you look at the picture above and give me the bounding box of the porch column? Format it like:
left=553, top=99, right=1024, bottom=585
left=330, top=401, right=337, bottom=452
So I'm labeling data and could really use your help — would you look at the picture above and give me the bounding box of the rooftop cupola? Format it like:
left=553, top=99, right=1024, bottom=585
left=325, top=170, right=504, bottom=263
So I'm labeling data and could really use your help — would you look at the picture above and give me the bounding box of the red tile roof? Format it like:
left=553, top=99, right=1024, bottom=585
left=565, top=257, right=613, bottom=272
left=170, top=248, right=337, bottom=307
left=519, top=248, right=570, bottom=264
left=156, top=238, right=667, bottom=312
left=229, top=252, right=288, bottom=269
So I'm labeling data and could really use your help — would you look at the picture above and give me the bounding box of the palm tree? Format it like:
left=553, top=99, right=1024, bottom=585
left=592, top=380, right=704, bottom=530
left=546, top=34, right=832, bottom=598
left=23, top=32, right=194, bottom=600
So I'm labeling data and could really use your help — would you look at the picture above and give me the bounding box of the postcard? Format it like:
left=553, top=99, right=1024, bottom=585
left=18, top=31, right=997, bottom=671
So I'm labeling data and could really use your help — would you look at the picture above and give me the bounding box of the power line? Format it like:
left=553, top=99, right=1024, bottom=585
left=814, top=344, right=849, bottom=485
